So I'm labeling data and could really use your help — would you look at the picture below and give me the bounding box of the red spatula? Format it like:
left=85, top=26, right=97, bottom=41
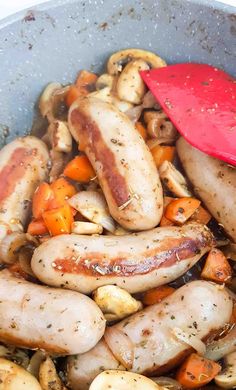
left=140, top=63, right=236, bottom=166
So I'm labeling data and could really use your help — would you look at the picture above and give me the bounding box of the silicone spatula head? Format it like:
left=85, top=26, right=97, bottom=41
left=141, top=63, right=236, bottom=166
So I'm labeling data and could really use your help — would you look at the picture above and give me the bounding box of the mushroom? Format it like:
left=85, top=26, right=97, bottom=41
left=215, top=351, right=236, bottom=389
left=0, top=345, right=29, bottom=369
left=68, top=191, right=116, bottom=233
left=142, top=91, right=161, bottom=110
left=205, top=325, right=236, bottom=361
left=0, top=232, right=38, bottom=265
left=222, top=242, right=236, bottom=261
left=39, top=355, right=67, bottom=390
left=0, top=358, right=41, bottom=390
left=39, top=83, right=69, bottom=123
left=116, top=59, right=149, bottom=104
left=144, top=110, right=177, bottom=142
left=107, top=48, right=166, bottom=75
left=92, top=285, right=143, bottom=322
left=96, top=73, right=115, bottom=90
left=89, top=86, right=133, bottom=112
left=71, top=221, right=103, bottom=235
left=159, top=161, right=192, bottom=197
left=151, top=377, right=182, bottom=390
left=47, top=120, right=72, bottom=153
left=89, top=370, right=164, bottom=390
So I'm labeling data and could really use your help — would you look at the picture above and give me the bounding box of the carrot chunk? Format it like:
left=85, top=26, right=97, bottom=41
left=201, top=248, right=232, bottom=283
left=151, top=145, right=175, bottom=168
left=63, top=155, right=95, bottom=182
left=176, top=353, right=221, bottom=388
left=135, top=122, right=147, bottom=141
left=42, top=204, right=74, bottom=236
left=32, top=182, right=54, bottom=219
left=165, top=197, right=201, bottom=225
left=142, top=286, right=175, bottom=306
left=50, top=177, right=76, bottom=208
left=66, top=85, right=81, bottom=107
left=75, top=70, right=98, bottom=95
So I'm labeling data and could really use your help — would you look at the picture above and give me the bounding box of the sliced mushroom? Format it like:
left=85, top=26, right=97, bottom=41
left=144, top=110, right=177, bottom=142
left=116, top=59, right=149, bottom=104
left=205, top=325, right=236, bottom=361
left=0, top=232, right=38, bottom=264
left=0, top=345, right=29, bottom=369
left=68, top=191, right=116, bottom=233
left=107, top=48, right=166, bottom=75
left=142, top=91, right=161, bottom=110
left=159, top=161, right=192, bottom=197
left=39, top=83, right=62, bottom=118
left=215, top=351, right=236, bottom=389
left=89, top=86, right=133, bottom=112
left=92, top=285, right=142, bottom=322
left=27, top=351, right=46, bottom=378
left=222, top=242, right=236, bottom=261
left=96, top=73, right=115, bottom=90
left=71, top=221, right=103, bottom=235
left=0, top=358, right=41, bottom=390
left=47, top=120, right=72, bottom=153
left=39, top=83, right=69, bottom=123
left=89, top=370, right=163, bottom=390
left=39, top=355, right=66, bottom=390
left=151, top=377, right=182, bottom=390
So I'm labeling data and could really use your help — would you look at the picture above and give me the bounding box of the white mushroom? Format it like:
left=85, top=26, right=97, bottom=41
left=39, top=355, right=67, bottom=390
left=0, top=232, right=37, bottom=264
left=27, top=351, right=46, bottom=378
left=39, top=83, right=69, bottom=123
left=159, top=161, right=192, bottom=197
left=89, top=370, right=164, bottom=390
left=116, top=59, right=149, bottom=104
left=151, top=377, right=182, bottom=390
left=71, top=221, right=103, bottom=235
left=0, top=358, right=41, bottom=390
left=68, top=191, right=116, bottom=233
left=0, top=345, right=29, bottom=369
left=92, top=285, right=143, bottom=322
left=215, top=351, right=236, bottom=389
left=96, top=73, right=115, bottom=90
left=144, top=110, right=177, bottom=142
left=47, top=120, right=72, bottom=153
left=205, top=325, right=236, bottom=361
left=39, top=83, right=62, bottom=118
left=107, top=49, right=166, bottom=75
left=222, top=243, right=236, bottom=261
left=89, top=86, right=133, bottom=112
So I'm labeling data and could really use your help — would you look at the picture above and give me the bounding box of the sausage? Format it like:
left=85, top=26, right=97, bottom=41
left=68, top=96, right=163, bottom=230
left=67, top=280, right=233, bottom=390
left=0, top=136, right=49, bottom=239
left=0, top=270, right=105, bottom=355
left=31, top=223, right=215, bottom=294
left=176, top=137, right=236, bottom=242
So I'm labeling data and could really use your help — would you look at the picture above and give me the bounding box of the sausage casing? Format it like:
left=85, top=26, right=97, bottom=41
left=68, top=97, right=163, bottom=230
left=31, top=223, right=215, bottom=294
left=0, top=270, right=105, bottom=355
left=67, top=280, right=233, bottom=390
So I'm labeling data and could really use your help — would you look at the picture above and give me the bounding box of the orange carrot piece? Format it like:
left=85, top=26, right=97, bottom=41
left=135, top=122, right=147, bottom=141
left=176, top=353, right=221, bottom=388
left=50, top=177, right=76, bottom=208
left=63, top=155, right=95, bottom=182
left=65, top=85, right=81, bottom=107
left=151, top=145, right=175, bottom=168
left=75, top=70, right=97, bottom=95
left=165, top=197, right=201, bottom=225
left=142, top=286, right=175, bottom=306
left=42, top=204, right=74, bottom=236
left=201, top=248, right=232, bottom=283
left=159, top=196, right=176, bottom=227
left=32, top=182, right=54, bottom=219
left=27, top=219, right=48, bottom=236
left=189, top=206, right=212, bottom=225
